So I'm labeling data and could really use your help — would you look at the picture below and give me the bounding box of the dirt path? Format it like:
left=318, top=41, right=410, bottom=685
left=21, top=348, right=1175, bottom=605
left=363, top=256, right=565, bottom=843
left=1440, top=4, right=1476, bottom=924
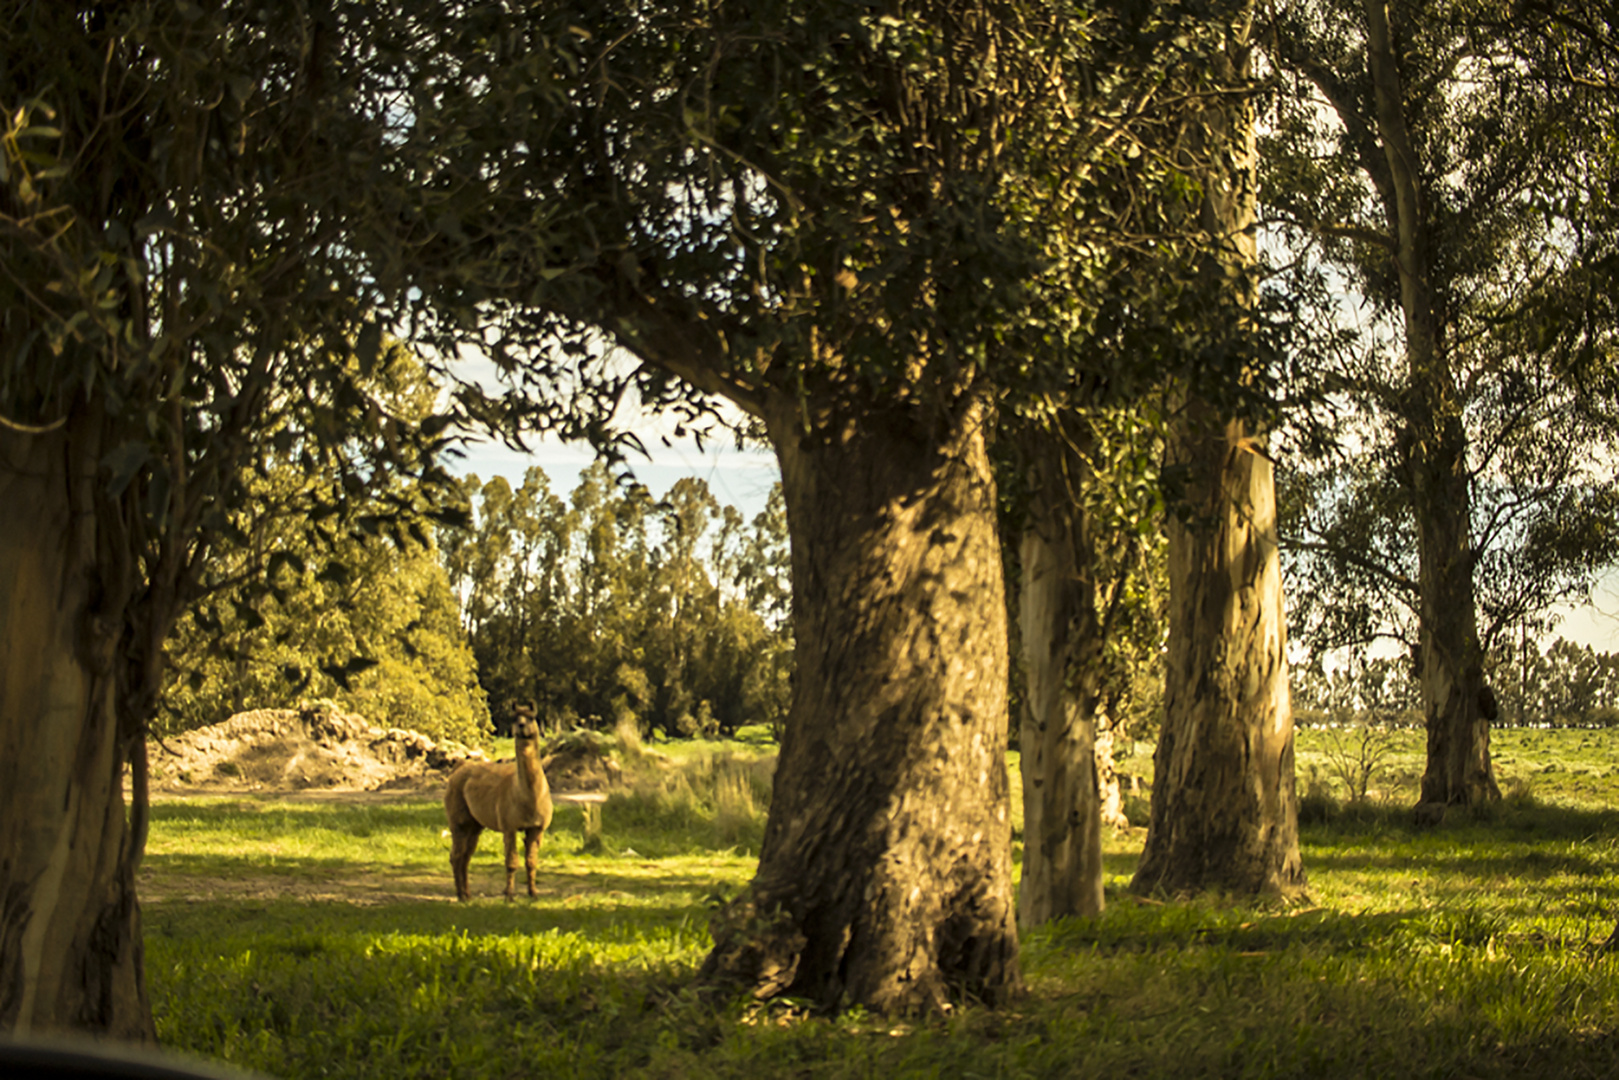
left=138, top=866, right=451, bottom=906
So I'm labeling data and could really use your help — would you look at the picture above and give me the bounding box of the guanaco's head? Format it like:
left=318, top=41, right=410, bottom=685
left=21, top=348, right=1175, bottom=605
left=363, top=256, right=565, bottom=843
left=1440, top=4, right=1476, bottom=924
left=512, top=702, right=541, bottom=742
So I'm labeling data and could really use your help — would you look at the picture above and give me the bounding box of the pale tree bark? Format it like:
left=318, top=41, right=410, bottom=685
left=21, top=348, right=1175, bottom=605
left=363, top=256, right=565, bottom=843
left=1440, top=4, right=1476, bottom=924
left=701, top=394, right=1021, bottom=1013
left=1016, top=420, right=1105, bottom=928
left=1133, top=409, right=1305, bottom=896
left=1131, top=7, right=1305, bottom=897
left=1362, top=0, right=1499, bottom=808
left=0, top=420, right=152, bottom=1039
left=1094, top=719, right=1130, bottom=832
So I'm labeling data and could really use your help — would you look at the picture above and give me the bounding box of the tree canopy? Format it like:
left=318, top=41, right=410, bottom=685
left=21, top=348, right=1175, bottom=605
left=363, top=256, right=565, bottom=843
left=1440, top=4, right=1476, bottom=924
left=358, top=0, right=1229, bottom=1012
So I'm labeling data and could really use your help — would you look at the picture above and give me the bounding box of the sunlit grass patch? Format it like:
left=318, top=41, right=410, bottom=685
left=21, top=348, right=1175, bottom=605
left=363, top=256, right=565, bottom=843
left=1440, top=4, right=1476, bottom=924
left=147, top=798, right=444, bottom=861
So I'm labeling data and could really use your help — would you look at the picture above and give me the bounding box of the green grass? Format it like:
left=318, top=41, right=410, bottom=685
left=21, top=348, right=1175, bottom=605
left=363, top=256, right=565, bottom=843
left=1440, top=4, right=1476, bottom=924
left=1291, top=724, right=1619, bottom=807
left=145, top=727, right=1619, bottom=1079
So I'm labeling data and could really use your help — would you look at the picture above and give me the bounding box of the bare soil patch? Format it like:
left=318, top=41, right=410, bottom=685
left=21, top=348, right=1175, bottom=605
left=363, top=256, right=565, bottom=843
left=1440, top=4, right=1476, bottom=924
left=138, top=867, right=454, bottom=906
left=149, top=701, right=489, bottom=794
left=148, top=701, right=622, bottom=797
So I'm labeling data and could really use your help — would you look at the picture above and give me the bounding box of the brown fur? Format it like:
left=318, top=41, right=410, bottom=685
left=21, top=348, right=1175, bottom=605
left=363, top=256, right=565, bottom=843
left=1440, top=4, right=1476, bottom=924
left=445, top=704, right=554, bottom=900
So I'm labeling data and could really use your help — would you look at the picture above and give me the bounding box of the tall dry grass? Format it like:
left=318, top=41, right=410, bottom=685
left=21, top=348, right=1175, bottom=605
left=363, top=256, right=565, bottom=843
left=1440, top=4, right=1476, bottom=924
left=605, top=718, right=775, bottom=853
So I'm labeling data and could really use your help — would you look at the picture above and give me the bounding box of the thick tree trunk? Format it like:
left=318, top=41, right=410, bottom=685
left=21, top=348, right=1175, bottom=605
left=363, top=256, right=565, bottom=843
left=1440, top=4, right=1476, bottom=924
left=1418, top=485, right=1502, bottom=806
left=1131, top=9, right=1304, bottom=898
left=1412, top=419, right=1498, bottom=806
left=1362, top=0, right=1498, bottom=808
left=1016, top=423, right=1105, bottom=928
left=1133, top=411, right=1305, bottom=896
left=0, top=424, right=152, bottom=1039
left=701, top=395, right=1021, bottom=1014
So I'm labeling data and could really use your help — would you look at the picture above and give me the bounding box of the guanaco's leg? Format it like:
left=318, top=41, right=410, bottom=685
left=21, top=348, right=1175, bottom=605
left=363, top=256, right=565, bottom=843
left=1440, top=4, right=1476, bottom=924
left=449, top=824, right=482, bottom=902
left=502, top=830, right=519, bottom=900
left=523, top=827, right=543, bottom=897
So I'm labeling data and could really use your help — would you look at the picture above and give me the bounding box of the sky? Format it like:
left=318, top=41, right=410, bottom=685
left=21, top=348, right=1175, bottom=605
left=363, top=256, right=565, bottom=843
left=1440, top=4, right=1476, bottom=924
left=441, top=352, right=780, bottom=523
left=451, top=430, right=780, bottom=524
left=1551, top=581, right=1619, bottom=653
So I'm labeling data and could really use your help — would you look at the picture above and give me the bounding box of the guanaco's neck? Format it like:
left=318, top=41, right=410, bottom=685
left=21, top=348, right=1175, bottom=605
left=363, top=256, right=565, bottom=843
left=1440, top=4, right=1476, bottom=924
left=515, top=736, right=550, bottom=800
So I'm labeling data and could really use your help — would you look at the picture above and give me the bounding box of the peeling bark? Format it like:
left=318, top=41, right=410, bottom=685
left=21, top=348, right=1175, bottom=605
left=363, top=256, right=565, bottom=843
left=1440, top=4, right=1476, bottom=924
left=1130, top=6, right=1305, bottom=898
left=1095, top=720, right=1130, bottom=832
left=1133, top=412, right=1305, bottom=897
left=702, top=395, right=1021, bottom=1013
left=1016, top=421, right=1105, bottom=928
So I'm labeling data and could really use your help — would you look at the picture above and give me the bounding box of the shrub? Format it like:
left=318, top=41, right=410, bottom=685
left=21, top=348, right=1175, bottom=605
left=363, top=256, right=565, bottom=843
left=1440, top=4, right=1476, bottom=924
left=1320, top=721, right=1398, bottom=802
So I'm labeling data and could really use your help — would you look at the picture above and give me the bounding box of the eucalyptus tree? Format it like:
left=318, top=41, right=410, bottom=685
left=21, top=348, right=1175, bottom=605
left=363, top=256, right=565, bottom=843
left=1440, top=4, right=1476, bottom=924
left=445, top=466, right=626, bottom=728
left=1265, top=0, right=1619, bottom=806
left=1012, top=402, right=1170, bottom=923
left=997, top=0, right=1309, bottom=914
left=370, top=0, right=1215, bottom=1011
left=1005, top=166, right=1183, bottom=923
left=0, top=3, right=461, bottom=1036
left=1119, top=0, right=1306, bottom=898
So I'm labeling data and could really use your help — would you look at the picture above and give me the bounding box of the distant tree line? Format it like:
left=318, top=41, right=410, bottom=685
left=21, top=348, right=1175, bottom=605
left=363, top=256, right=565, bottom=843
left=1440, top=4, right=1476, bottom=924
left=1490, top=637, right=1619, bottom=729
left=160, top=455, right=792, bottom=747
left=440, top=465, right=792, bottom=740
left=1294, top=637, right=1619, bottom=729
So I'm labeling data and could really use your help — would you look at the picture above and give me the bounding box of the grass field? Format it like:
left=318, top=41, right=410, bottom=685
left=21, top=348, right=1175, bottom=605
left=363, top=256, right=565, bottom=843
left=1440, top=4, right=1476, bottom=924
left=143, top=727, right=1619, bottom=1079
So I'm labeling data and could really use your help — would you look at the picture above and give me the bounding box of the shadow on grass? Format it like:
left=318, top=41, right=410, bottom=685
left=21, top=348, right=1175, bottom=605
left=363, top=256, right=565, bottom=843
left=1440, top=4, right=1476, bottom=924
left=1296, top=799, right=1619, bottom=885
left=1302, top=844, right=1612, bottom=883
left=1038, top=901, right=1415, bottom=956
left=1300, top=796, right=1619, bottom=841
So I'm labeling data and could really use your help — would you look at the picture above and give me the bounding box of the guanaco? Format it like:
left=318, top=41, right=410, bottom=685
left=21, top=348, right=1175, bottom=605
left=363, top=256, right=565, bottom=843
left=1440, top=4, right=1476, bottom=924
left=444, top=703, right=554, bottom=900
